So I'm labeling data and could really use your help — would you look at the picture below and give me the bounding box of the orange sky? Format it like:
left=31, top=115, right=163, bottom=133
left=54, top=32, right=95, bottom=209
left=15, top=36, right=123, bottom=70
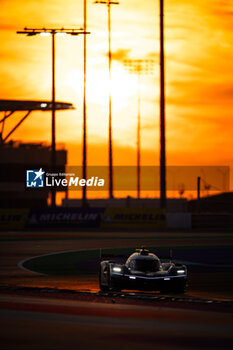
left=0, top=0, right=233, bottom=198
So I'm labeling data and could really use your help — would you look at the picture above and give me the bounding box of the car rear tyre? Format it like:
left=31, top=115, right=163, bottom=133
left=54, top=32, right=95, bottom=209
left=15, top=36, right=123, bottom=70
left=99, top=268, right=109, bottom=292
left=172, top=282, right=186, bottom=294
left=111, top=284, right=121, bottom=292
left=100, top=284, right=109, bottom=292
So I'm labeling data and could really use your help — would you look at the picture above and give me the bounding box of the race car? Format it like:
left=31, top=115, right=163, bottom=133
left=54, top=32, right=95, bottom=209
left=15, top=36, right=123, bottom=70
left=99, top=247, right=187, bottom=293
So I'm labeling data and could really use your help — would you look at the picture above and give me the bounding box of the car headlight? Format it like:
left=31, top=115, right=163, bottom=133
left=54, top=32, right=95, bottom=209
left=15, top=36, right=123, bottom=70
left=177, top=269, right=185, bottom=274
left=113, top=266, right=122, bottom=273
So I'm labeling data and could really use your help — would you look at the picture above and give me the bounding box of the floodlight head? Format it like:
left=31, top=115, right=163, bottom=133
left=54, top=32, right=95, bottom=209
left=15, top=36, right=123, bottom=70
left=56, top=32, right=67, bottom=37
left=40, top=32, right=51, bottom=37
left=94, top=1, right=119, bottom=4
left=27, top=32, right=37, bottom=36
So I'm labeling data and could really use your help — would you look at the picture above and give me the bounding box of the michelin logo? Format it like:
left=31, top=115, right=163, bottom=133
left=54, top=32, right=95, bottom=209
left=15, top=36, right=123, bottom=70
left=26, top=168, right=45, bottom=188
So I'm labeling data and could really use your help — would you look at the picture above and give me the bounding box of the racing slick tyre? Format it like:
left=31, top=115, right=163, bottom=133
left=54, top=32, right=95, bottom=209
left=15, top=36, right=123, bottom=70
left=109, top=274, right=121, bottom=292
left=110, top=283, right=121, bottom=292
left=160, top=287, right=170, bottom=294
left=160, top=281, right=186, bottom=294
left=99, top=268, right=109, bottom=292
left=172, top=281, right=186, bottom=294
left=100, top=284, right=109, bottom=292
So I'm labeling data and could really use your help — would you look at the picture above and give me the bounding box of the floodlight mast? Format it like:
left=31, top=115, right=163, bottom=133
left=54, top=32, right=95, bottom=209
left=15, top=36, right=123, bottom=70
left=124, top=59, right=154, bottom=199
left=94, top=1, right=119, bottom=199
left=83, top=0, right=88, bottom=207
left=159, top=0, right=167, bottom=209
left=17, top=27, right=90, bottom=207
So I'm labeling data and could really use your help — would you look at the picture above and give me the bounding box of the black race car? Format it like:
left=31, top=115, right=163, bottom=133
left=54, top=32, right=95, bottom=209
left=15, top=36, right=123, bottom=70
left=99, top=247, right=187, bottom=293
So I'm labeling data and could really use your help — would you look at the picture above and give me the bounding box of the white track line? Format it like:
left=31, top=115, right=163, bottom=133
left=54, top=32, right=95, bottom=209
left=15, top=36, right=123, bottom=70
left=18, top=248, right=99, bottom=276
left=18, top=251, right=233, bottom=276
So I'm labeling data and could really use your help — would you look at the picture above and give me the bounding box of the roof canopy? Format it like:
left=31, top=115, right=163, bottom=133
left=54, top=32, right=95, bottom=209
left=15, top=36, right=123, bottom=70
left=0, top=99, right=74, bottom=112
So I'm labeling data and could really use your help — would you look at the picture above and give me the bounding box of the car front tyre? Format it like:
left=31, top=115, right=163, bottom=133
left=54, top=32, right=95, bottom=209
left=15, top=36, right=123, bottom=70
left=99, top=268, right=109, bottom=292
left=172, top=281, right=186, bottom=294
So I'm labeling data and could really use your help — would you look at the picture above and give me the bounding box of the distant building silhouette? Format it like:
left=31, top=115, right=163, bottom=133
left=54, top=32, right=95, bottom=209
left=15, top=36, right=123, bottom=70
left=188, top=192, right=233, bottom=213
left=62, top=197, right=187, bottom=213
left=0, top=141, right=67, bottom=208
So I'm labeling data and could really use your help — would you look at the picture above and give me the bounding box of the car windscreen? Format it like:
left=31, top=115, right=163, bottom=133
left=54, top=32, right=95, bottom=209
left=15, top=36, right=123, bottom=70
left=129, top=259, right=160, bottom=272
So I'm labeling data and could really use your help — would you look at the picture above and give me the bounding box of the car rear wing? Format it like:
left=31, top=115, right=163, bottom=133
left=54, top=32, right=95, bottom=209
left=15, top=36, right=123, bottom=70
left=99, top=247, right=174, bottom=263
left=159, top=248, right=173, bottom=262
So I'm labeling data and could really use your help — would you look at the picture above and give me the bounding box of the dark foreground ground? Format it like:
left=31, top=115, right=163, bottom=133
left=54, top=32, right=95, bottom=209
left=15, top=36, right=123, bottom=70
left=0, top=230, right=232, bottom=350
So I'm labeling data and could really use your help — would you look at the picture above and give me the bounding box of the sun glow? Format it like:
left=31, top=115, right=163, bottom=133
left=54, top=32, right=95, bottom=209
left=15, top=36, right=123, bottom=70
left=64, top=64, right=138, bottom=109
left=0, top=0, right=232, bottom=186
left=63, top=63, right=143, bottom=143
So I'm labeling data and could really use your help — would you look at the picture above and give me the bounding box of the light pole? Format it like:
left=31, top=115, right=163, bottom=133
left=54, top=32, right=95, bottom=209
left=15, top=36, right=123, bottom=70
left=94, top=0, right=119, bottom=199
left=124, top=59, right=154, bottom=199
left=83, top=0, right=87, bottom=207
left=159, top=0, right=167, bottom=209
left=17, top=27, right=89, bottom=207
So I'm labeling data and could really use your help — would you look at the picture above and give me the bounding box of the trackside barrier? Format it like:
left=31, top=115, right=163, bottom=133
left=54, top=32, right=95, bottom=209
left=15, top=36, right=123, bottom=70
left=192, top=214, right=233, bottom=230
left=1, top=208, right=231, bottom=231
left=167, top=213, right=192, bottom=229
left=27, top=207, right=105, bottom=229
left=0, top=209, right=29, bottom=230
left=101, top=208, right=166, bottom=229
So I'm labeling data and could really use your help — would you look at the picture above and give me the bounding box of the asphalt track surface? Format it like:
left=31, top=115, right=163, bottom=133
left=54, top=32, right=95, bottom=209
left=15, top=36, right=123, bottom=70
left=0, top=231, right=233, bottom=350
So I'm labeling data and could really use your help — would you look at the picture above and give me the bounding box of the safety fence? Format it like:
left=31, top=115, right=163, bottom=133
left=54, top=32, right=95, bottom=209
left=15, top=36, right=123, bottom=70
left=0, top=208, right=232, bottom=231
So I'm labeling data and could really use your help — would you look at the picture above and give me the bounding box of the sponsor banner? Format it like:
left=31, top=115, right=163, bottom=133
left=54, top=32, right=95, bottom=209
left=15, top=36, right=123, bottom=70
left=102, top=208, right=166, bottom=229
left=0, top=209, right=29, bottom=230
left=27, top=207, right=104, bottom=229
